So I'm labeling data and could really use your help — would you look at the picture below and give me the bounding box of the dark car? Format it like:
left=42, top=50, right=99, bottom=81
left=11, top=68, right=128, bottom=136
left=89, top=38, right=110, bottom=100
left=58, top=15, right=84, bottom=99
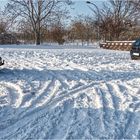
left=0, top=57, right=4, bottom=66
left=130, top=39, right=140, bottom=60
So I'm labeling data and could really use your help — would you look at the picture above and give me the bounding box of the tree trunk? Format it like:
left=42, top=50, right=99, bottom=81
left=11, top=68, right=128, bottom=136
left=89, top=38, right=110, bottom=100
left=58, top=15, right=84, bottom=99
left=36, top=32, right=41, bottom=45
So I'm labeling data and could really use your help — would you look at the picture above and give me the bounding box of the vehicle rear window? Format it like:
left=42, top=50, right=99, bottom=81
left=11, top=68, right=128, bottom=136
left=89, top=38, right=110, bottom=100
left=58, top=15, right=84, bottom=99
left=134, top=40, right=140, bottom=46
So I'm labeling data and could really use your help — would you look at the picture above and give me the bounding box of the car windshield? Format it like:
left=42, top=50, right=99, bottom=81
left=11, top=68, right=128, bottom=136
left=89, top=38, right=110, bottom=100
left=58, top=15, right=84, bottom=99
left=133, top=40, right=140, bottom=47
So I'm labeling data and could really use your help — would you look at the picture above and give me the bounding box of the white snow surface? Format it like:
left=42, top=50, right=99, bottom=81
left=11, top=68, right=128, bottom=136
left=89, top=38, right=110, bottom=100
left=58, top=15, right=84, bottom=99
left=0, top=44, right=140, bottom=139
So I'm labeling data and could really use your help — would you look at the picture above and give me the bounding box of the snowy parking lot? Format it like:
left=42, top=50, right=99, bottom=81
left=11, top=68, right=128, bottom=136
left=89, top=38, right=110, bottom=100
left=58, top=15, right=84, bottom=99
left=0, top=45, right=140, bottom=139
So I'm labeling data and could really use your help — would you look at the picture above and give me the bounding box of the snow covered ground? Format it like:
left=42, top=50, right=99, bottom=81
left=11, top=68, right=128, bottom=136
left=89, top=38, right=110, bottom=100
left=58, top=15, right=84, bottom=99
left=0, top=44, right=140, bottom=139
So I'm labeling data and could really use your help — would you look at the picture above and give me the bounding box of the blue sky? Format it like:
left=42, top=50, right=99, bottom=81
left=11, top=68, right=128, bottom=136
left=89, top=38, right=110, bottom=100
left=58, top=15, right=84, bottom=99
left=0, top=0, right=103, bottom=17
left=70, top=0, right=103, bottom=17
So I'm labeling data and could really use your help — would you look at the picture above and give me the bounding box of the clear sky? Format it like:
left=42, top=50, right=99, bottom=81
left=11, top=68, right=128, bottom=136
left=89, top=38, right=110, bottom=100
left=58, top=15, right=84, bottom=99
left=0, top=0, right=103, bottom=17
left=70, top=0, right=103, bottom=17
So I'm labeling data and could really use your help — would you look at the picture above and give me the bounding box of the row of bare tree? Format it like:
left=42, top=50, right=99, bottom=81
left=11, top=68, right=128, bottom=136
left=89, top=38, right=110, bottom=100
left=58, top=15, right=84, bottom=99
left=1, top=0, right=140, bottom=45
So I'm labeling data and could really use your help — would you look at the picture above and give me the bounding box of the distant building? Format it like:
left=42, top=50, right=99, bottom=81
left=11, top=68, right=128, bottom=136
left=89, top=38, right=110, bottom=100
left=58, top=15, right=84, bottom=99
left=0, top=33, right=19, bottom=45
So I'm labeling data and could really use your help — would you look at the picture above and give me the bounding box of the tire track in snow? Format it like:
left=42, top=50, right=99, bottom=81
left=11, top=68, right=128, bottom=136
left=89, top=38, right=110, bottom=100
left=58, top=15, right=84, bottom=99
left=30, top=79, right=54, bottom=107
left=0, top=79, right=62, bottom=138
left=106, top=83, right=125, bottom=138
left=119, top=83, right=140, bottom=138
left=94, top=86, right=106, bottom=134
left=35, top=79, right=61, bottom=107
left=104, top=82, right=132, bottom=138
left=0, top=80, right=139, bottom=139
left=15, top=81, right=100, bottom=122
left=93, top=83, right=117, bottom=137
left=19, top=78, right=61, bottom=119
left=0, top=80, right=55, bottom=132
left=91, top=87, right=103, bottom=109
left=46, top=81, right=101, bottom=109
left=106, top=82, right=140, bottom=138
left=98, top=84, right=116, bottom=137
left=0, top=82, right=24, bottom=134
left=121, top=83, right=140, bottom=112
left=0, top=82, right=23, bottom=108
left=116, top=83, right=139, bottom=138
left=0, top=74, right=61, bottom=133
left=20, top=79, right=52, bottom=108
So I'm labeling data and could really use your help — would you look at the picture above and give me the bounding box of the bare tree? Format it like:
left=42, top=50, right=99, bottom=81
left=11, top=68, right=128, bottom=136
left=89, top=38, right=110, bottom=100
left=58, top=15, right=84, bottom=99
left=88, top=0, right=138, bottom=41
left=78, top=15, right=95, bottom=45
left=69, top=21, right=86, bottom=45
left=67, top=15, right=96, bottom=45
left=7, top=0, right=71, bottom=45
left=0, top=9, right=12, bottom=33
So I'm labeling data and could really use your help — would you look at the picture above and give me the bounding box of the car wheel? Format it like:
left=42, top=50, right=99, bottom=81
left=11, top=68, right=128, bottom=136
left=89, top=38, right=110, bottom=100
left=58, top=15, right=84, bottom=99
left=131, top=56, right=136, bottom=60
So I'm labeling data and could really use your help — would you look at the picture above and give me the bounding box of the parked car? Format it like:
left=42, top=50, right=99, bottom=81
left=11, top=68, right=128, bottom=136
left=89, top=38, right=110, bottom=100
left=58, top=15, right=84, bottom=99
left=0, top=57, right=4, bottom=66
left=130, top=39, right=140, bottom=60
